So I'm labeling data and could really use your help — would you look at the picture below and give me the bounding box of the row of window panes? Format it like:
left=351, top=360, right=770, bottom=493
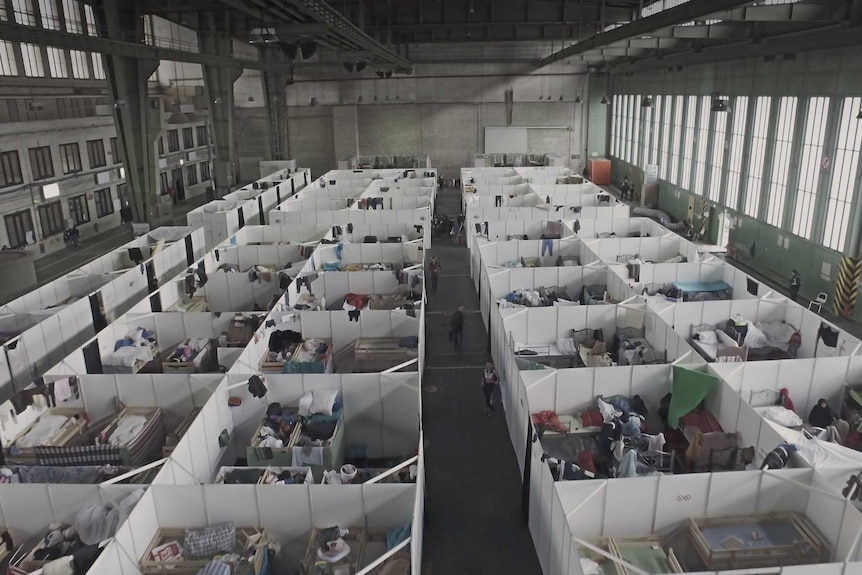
left=0, top=138, right=117, bottom=186
left=163, top=126, right=209, bottom=152
left=4, top=188, right=114, bottom=247
left=610, top=94, right=862, bottom=252
left=10, top=0, right=95, bottom=35
left=0, top=97, right=111, bottom=124
left=0, top=41, right=104, bottom=79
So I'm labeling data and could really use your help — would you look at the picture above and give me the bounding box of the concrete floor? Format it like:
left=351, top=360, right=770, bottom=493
left=421, top=185, right=542, bottom=574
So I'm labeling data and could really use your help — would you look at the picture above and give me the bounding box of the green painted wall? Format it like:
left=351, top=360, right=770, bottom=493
left=601, top=44, right=862, bottom=322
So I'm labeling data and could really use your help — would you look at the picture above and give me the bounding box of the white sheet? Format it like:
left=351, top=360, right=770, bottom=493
left=103, top=345, right=154, bottom=367
left=16, top=414, right=69, bottom=448
left=755, top=405, right=804, bottom=428
left=109, top=414, right=148, bottom=446
left=744, top=321, right=796, bottom=351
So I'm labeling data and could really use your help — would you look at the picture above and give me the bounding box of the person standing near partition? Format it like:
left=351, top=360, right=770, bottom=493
left=482, top=363, right=499, bottom=415
left=789, top=270, right=802, bottom=303
left=429, top=256, right=441, bottom=292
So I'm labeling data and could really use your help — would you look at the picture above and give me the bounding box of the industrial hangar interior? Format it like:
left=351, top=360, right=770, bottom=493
left=1, top=0, right=862, bottom=574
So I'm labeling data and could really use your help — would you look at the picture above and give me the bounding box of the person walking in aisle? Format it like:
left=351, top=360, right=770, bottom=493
left=482, top=363, right=499, bottom=415
left=429, top=256, right=441, bottom=292
left=789, top=270, right=802, bottom=303
left=450, top=306, right=465, bottom=352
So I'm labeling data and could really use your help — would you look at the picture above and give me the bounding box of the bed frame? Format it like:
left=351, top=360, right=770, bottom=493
left=258, top=339, right=335, bottom=374
left=247, top=411, right=346, bottom=479
left=299, top=526, right=391, bottom=575
left=3, top=407, right=88, bottom=464
left=167, top=296, right=208, bottom=313
left=353, top=337, right=419, bottom=372
left=34, top=407, right=166, bottom=467
left=141, top=527, right=272, bottom=575
left=214, top=465, right=313, bottom=485
left=102, top=339, right=161, bottom=375
left=161, top=339, right=213, bottom=373
left=682, top=513, right=829, bottom=571
left=689, top=323, right=748, bottom=363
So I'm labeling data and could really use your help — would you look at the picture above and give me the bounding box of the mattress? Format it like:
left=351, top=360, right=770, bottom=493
left=16, top=415, right=70, bottom=448
left=109, top=415, right=148, bottom=446
left=754, top=405, right=804, bottom=428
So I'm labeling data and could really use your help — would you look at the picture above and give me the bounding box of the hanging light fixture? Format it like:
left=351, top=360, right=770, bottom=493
left=711, top=96, right=729, bottom=112
left=600, top=96, right=610, bottom=105
left=641, top=95, right=653, bottom=108
left=574, top=94, right=582, bottom=104
left=310, top=97, right=319, bottom=107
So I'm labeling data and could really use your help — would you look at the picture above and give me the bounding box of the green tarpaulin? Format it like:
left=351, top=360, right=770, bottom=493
left=668, top=365, right=719, bottom=428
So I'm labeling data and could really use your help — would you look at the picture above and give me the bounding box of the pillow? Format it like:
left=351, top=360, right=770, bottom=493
left=697, top=330, right=719, bottom=345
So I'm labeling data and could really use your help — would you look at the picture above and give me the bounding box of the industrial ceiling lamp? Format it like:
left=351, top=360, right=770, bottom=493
left=342, top=61, right=355, bottom=73
left=376, top=70, right=385, bottom=79
left=355, top=61, right=367, bottom=73
left=385, top=70, right=393, bottom=79
left=641, top=95, right=653, bottom=108
left=600, top=96, right=610, bottom=105
left=711, top=93, right=729, bottom=112
left=300, top=41, right=318, bottom=59
left=574, top=93, right=583, bottom=104
left=310, top=97, right=320, bottom=107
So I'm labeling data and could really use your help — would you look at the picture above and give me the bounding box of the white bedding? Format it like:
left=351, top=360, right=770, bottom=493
left=109, top=415, right=148, bottom=446
left=16, top=414, right=70, bottom=448
left=744, top=321, right=796, bottom=351
left=692, top=328, right=738, bottom=360
left=103, top=345, right=154, bottom=367
left=754, top=405, right=804, bottom=428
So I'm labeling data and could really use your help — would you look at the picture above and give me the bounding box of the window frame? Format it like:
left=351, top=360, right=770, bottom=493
left=744, top=96, right=773, bottom=218
left=94, top=187, right=113, bottom=218
left=823, top=97, right=862, bottom=252
left=166, top=130, right=179, bottom=152
left=59, top=142, right=82, bottom=174
left=196, top=125, right=208, bottom=147
left=28, top=145, right=55, bottom=181
left=792, top=97, right=829, bottom=240
left=38, top=200, right=64, bottom=237
left=182, top=127, right=194, bottom=149
left=68, top=193, right=90, bottom=225
left=4, top=209, right=33, bottom=248
left=725, top=96, right=749, bottom=212
left=0, top=150, right=24, bottom=188
left=186, top=164, right=197, bottom=186
left=765, top=96, right=799, bottom=228
left=86, top=138, right=106, bottom=169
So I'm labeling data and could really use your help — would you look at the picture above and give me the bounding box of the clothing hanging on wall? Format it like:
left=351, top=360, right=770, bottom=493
left=819, top=324, right=839, bottom=347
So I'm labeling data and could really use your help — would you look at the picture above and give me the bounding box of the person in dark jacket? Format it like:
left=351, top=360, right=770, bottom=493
left=450, top=306, right=465, bottom=352
left=808, top=398, right=834, bottom=428
left=789, top=270, right=802, bottom=302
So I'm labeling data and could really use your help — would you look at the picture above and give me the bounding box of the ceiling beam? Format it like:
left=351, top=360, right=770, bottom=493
left=610, top=23, right=857, bottom=73
left=714, top=1, right=847, bottom=23
left=535, top=0, right=760, bottom=68
left=0, top=20, right=295, bottom=71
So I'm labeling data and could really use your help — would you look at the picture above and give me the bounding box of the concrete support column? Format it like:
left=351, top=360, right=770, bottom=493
left=92, top=0, right=160, bottom=224
left=200, top=12, right=241, bottom=199
left=585, top=73, right=609, bottom=161
left=260, top=48, right=292, bottom=161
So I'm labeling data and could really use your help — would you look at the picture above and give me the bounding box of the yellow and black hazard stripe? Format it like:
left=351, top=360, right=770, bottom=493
left=834, top=256, right=862, bottom=317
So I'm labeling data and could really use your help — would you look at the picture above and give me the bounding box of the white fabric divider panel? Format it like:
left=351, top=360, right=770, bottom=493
left=226, top=373, right=420, bottom=462
left=807, top=472, right=855, bottom=558
left=654, top=472, right=710, bottom=532
left=557, top=481, right=607, bottom=538
left=758, top=468, right=813, bottom=513
left=412, top=438, right=425, bottom=575
left=272, top=207, right=430, bottom=228
left=0, top=484, right=141, bottom=539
